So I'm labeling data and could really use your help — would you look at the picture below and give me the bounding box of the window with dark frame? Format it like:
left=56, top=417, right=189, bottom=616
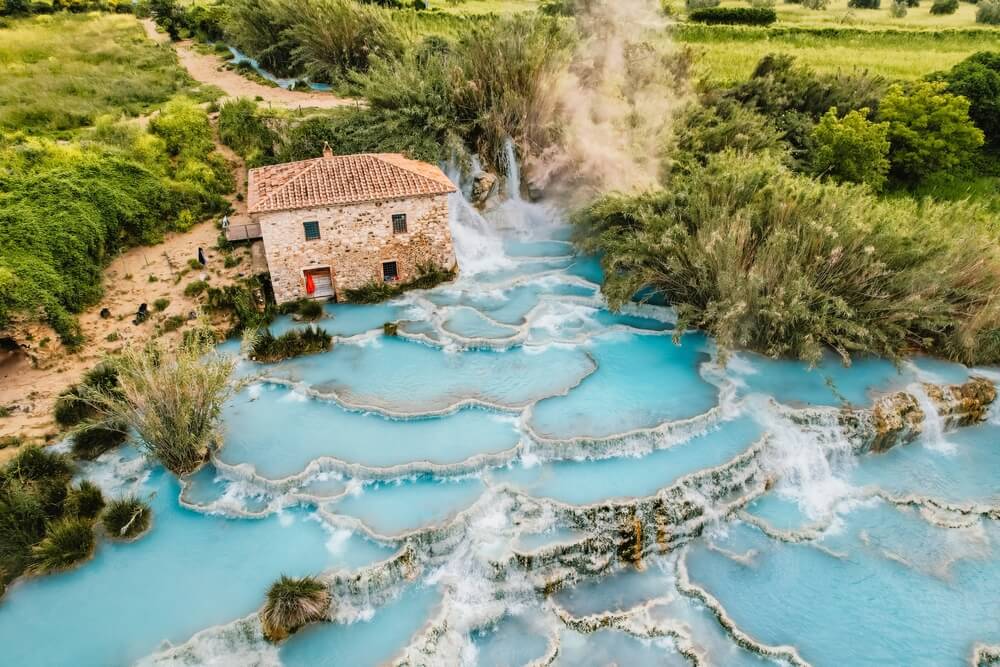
left=382, top=261, right=399, bottom=282
left=392, top=213, right=407, bottom=234
left=303, top=221, right=321, bottom=241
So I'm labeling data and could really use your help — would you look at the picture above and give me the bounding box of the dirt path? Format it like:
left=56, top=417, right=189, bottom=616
left=140, top=19, right=360, bottom=110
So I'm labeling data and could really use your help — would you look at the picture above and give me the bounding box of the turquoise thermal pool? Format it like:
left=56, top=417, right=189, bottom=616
left=1, top=175, right=998, bottom=667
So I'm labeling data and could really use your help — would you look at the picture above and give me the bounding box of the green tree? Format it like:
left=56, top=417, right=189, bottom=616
left=932, top=52, right=1000, bottom=148
left=878, top=81, right=984, bottom=183
left=809, top=107, right=890, bottom=190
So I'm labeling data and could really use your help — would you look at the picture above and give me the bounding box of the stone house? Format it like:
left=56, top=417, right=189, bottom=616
left=247, top=147, right=457, bottom=304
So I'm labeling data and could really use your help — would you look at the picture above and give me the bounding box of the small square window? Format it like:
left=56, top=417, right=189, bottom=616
left=303, top=221, right=320, bottom=241
left=392, top=213, right=407, bottom=234
left=382, top=261, right=399, bottom=282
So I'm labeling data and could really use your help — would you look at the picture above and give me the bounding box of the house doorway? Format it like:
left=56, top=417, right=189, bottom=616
left=304, top=267, right=335, bottom=300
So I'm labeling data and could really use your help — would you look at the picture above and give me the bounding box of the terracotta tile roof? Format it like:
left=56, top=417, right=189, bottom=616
left=247, top=153, right=457, bottom=214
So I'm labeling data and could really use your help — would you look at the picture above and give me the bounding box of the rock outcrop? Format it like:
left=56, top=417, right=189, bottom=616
left=851, top=377, right=996, bottom=453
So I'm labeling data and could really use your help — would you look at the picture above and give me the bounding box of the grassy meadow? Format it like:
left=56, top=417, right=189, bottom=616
left=678, top=23, right=999, bottom=81
left=0, top=12, right=216, bottom=134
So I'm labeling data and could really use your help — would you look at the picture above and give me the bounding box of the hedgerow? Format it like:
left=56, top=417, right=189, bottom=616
left=688, top=7, right=777, bottom=24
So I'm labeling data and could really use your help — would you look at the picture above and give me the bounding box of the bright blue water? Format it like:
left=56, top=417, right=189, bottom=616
left=2, top=188, right=999, bottom=666
left=227, top=46, right=333, bottom=91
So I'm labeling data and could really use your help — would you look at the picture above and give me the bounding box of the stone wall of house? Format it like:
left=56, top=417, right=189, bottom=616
left=257, top=194, right=455, bottom=304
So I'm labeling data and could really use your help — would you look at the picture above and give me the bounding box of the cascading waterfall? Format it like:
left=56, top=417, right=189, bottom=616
left=1, top=151, right=998, bottom=667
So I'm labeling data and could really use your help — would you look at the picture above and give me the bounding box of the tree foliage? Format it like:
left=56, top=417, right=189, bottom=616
left=809, top=107, right=890, bottom=189
left=878, top=81, right=984, bottom=182
left=932, top=52, right=1000, bottom=148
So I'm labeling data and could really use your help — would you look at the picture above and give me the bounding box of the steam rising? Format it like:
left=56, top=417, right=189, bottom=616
left=529, top=0, right=690, bottom=197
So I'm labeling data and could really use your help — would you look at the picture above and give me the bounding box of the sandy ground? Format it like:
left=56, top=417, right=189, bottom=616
left=140, top=19, right=360, bottom=110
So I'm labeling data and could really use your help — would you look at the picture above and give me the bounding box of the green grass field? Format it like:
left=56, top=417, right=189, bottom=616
left=0, top=12, right=216, bottom=134
left=677, top=23, right=999, bottom=81
left=672, top=0, right=1000, bottom=82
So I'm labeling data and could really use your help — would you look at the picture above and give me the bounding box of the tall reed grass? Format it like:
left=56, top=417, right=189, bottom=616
left=574, top=150, right=1000, bottom=365
left=80, top=339, right=237, bottom=476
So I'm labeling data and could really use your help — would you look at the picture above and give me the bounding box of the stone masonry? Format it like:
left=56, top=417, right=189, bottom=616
left=259, top=194, right=455, bottom=304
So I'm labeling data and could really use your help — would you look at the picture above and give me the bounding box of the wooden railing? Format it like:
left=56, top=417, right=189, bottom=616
left=225, top=222, right=262, bottom=242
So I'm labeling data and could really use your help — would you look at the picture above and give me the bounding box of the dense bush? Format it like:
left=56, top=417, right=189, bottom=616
left=223, top=0, right=401, bottom=83
left=689, top=6, right=777, bottom=23
left=727, top=54, right=887, bottom=151
left=0, top=446, right=76, bottom=590
left=978, top=0, right=1000, bottom=23
left=930, top=0, right=958, bottom=12
left=932, top=52, right=1000, bottom=148
left=670, top=100, right=786, bottom=170
left=248, top=327, right=333, bottom=362
left=28, top=517, right=95, bottom=574
left=64, top=481, right=105, bottom=520
left=218, top=98, right=277, bottom=166
left=260, top=575, right=331, bottom=642
left=102, top=495, right=151, bottom=539
left=71, top=424, right=128, bottom=460
left=809, top=108, right=890, bottom=189
left=573, top=151, right=1000, bottom=366
left=80, top=339, right=236, bottom=476
left=344, top=264, right=455, bottom=303
left=53, top=360, right=121, bottom=428
left=801, top=0, right=830, bottom=8
left=686, top=0, right=721, bottom=8
left=848, top=0, right=880, bottom=7
left=878, top=82, right=984, bottom=182
left=357, top=15, right=571, bottom=174
left=889, top=0, right=908, bottom=16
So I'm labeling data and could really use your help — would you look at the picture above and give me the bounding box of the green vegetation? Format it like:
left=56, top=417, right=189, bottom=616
left=574, top=151, right=1000, bottom=365
left=70, top=424, right=128, bottom=460
left=879, top=81, right=983, bottom=181
left=101, top=495, right=151, bottom=539
left=930, top=0, right=958, bottom=14
left=153, top=298, right=171, bottom=312
left=260, top=574, right=332, bottom=642
left=184, top=280, right=210, bottom=297
left=53, top=360, right=121, bottom=428
left=28, top=517, right=95, bottom=574
left=63, top=481, right=105, bottom=520
left=278, top=299, right=325, bottom=321
left=931, top=52, right=1000, bottom=148
left=0, top=13, right=213, bottom=134
left=809, top=108, right=890, bottom=188
left=204, top=276, right=272, bottom=334
left=0, top=99, right=231, bottom=345
left=344, top=264, right=455, bottom=303
left=979, top=0, right=1000, bottom=25
left=80, top=338, right=237, bottom=476
left=0, top=446, right=81, bottom=591
left=216, top=7, right=571, bottom=174
left=689, top=6, right=777, bottom=23
left=675, top=25, right=1000, bottom=82
left=247, top=327, right=333, bottom=362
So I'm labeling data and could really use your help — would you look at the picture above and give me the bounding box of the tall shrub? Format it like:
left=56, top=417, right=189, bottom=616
left=809, top=107, right=890, bottom=189
left=878, top=81, right=984, bottom=182
left=932, top=52, right=1000, bottom=148
left=978, top=0, right=1000, bottom=23
left=572, top=151, right=1000, bottom=365
left=80, top=339, right=237, bottom=476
